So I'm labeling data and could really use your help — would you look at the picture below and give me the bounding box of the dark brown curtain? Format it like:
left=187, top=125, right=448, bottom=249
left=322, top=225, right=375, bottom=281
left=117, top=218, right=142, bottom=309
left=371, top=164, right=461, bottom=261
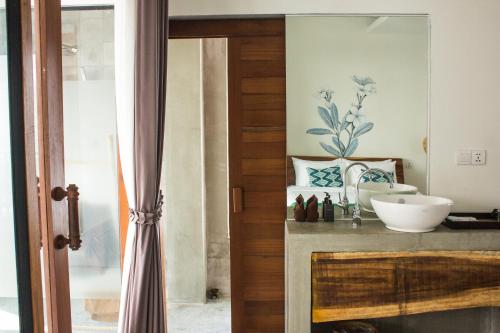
left=117, top=0, right=168, bottom=331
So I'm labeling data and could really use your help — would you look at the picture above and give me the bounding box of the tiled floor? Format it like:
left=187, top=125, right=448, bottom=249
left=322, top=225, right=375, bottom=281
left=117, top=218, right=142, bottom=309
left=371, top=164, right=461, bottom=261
left=0, top=297, right=230, bottom=333
left=168, top=299, right=231, bottom=333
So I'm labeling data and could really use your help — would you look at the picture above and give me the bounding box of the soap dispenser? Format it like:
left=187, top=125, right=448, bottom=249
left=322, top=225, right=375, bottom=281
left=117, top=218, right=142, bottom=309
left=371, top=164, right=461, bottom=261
left=322, top=192, right=335, bottom=222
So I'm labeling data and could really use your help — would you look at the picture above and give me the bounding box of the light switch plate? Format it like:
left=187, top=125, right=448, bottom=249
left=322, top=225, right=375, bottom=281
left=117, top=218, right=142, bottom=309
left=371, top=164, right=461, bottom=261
left=471, top=150, right=486, bottom=165
left=456, top=150, right=472, bottom=165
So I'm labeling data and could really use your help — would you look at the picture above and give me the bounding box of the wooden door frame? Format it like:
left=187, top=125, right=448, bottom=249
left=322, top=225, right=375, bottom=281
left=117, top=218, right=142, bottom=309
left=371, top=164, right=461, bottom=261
left=137, top=17, right=285, bottom=333
left=5, top=0, right=45, bottom=331
left=119, top=17, right=286, bottom=254
left=34, top=0, right=73, bottom=332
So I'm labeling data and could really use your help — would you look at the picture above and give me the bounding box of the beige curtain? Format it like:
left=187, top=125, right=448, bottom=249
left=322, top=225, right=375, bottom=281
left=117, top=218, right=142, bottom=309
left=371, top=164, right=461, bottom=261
left=115, top=0, right=169, bottom=331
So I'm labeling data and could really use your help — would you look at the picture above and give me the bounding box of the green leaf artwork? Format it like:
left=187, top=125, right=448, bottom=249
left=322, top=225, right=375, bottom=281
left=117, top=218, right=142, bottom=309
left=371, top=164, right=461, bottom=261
left=306, top=75, right=376, bottom=157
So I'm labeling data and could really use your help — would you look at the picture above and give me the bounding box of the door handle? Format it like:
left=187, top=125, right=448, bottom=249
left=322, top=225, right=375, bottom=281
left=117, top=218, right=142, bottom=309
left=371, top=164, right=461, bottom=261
left=52, top=184, right=82, bottom=250
left=232, top=187, right=243, bottom=213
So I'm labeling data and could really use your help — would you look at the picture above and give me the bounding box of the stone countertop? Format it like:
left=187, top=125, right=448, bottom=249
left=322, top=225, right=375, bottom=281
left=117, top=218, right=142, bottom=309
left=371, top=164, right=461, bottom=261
left=285, top=219, right=500, bottom=332
left=286, top=219, right=500, bottom=252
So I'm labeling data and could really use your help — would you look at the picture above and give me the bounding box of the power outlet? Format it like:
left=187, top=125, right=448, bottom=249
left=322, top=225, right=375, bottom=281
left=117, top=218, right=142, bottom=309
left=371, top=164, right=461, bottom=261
left=471, top=150, right=486, bottom=165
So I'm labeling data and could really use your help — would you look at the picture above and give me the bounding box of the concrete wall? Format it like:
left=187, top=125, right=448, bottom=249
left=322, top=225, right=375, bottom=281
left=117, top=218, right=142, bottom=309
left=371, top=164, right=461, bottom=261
left=164, top=39, right=207, bottom=303
left=170, top=0, right=500, bottom=213
left=164, top=38, right=230, bottom=303
left=286, top=16, right=428, bottom=192
left=202, top=39, right=230, bottom=298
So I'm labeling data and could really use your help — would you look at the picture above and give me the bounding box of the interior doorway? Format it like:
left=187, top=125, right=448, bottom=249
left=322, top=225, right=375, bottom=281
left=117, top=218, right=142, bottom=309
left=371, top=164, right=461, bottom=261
left=163, top=37, right=231, bottom=333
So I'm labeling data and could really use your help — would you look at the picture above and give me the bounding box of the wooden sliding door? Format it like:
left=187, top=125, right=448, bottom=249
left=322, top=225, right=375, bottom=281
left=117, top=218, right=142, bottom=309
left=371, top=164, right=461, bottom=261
left=168, top=18, right=287, bottom=332
left=227, top=29, right=286, bottom=333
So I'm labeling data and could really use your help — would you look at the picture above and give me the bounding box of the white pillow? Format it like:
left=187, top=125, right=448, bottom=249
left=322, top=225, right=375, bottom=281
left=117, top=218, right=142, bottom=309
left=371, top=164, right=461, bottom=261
left=344, top=159, right=398, bottom=185
left=292, top=157, right=343, bottom=186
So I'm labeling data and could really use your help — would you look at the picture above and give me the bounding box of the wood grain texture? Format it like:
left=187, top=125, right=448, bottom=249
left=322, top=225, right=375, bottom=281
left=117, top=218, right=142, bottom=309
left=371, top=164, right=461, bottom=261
left=287, top=155, right=405, bottom=186
left=228, top=27, right=286, bottom=332
left=243, top=129, right=285, bottom=143
left=35, top=0, right=72, bottom=331
left=243, top=109, right=285, bottom=127
left=242, top=142, right=286, bottom=159
left=169, top=18, right=285, bottom=39
left=242, top=159, right=286, bottom=176
left=242, top=77, right=286, bottom=94
left=311, top=251, right=500, bottom=323
left=242, top=94, right=285, bottom=111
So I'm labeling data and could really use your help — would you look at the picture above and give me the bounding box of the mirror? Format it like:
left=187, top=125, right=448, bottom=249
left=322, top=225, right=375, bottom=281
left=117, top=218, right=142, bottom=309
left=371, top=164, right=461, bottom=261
left=286, top=15, right=429, bottom=210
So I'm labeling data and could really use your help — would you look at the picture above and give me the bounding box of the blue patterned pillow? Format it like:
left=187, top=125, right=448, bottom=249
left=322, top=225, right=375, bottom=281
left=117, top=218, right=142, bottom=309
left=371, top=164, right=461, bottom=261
left=306, top=166, right=343, bottom=187
left=361, top=169, right=394, bottom=183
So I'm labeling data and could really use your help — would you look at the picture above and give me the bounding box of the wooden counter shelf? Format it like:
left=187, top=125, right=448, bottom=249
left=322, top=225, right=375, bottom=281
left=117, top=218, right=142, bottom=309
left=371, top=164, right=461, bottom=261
left=311, top=251, right=500, bottom=323
left=285, top=220, right=500, bottom=332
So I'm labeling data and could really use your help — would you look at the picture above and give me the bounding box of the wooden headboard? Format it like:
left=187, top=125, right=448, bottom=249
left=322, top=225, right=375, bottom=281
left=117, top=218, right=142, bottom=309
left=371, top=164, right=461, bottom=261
left=286, top=156, right=405, bottom=186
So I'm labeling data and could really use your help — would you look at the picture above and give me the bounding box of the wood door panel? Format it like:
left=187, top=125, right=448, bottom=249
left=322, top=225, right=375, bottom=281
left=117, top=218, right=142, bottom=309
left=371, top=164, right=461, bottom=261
left=242, top=77, right=285, bottom=94
left=243, top=223, right=284, bottom=239
left=312, top=251, right=500, bottom=323
left=243, top=109, right=285, bottom=127
left=243, top=239, right=284, bottom=256
left=241, top=175, right=286, bottom=192
left=229, top=27, right=286, bottom=332
left=242, top=158, right=286, bottom=176
left=245, top=301, right=285, bottom=333
left=241, top=142, right=286, bottom=159
left=245, top=300, right=284, bottom=316
left=243, top=256, right=284, bottom=275
left=243, top=262, right=284, bottom=301
left=240, top=60, right=285, bottom=78
left=242, top=130, right=285, bottom=143
left=241, top=209, right=286, bottom=224
left=242, top=224, right=284, bottom=256
left=242, top=94, right=285, bottom=111
left=244, top=192, right=286, bottom=208
left=240, top=36, right=285, bottom=61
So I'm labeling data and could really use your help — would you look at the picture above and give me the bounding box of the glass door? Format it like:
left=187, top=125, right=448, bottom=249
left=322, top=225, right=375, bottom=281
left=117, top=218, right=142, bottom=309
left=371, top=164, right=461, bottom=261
left=61, top=7, right=121, bottom=332
left=35, top=2, right=121, bottom=332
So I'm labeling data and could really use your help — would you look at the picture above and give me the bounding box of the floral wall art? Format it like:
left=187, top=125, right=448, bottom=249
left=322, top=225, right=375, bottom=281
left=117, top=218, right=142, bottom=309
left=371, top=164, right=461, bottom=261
left=307, top=76, right=376, bottom=157
left=286, top=16, right=429, bottom=191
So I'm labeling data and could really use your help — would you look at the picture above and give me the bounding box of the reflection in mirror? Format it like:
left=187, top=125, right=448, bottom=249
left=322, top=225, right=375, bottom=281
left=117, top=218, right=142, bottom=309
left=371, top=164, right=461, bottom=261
left=286, top=15, right=429, bottom=215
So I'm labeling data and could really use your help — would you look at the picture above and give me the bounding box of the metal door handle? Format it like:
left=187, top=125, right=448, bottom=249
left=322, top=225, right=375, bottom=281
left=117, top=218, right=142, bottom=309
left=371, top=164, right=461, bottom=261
left=52, top=184, right=82, bottom=250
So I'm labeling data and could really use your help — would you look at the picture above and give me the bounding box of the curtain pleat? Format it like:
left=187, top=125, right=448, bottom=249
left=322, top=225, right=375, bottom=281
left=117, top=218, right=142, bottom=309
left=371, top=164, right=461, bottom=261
left=116, top=0, right=169, bottom=331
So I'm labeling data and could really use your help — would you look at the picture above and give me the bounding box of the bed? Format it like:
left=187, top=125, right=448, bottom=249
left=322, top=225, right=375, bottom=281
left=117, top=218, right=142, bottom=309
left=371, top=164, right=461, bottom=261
left=286, top=156, right=405, bottom=206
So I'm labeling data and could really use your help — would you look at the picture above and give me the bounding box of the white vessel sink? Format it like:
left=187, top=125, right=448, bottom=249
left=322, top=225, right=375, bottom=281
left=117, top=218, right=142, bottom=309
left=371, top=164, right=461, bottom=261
left=358, top=183, right=418, bottom=212
left=371, top=194, right=453, bottom=233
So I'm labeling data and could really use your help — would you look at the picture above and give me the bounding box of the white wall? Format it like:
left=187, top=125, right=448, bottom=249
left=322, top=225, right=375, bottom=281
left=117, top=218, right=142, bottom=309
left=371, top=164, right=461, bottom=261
left=286, top=16, right=428, bottom=191
left=170, top=0, right=500, bottom=212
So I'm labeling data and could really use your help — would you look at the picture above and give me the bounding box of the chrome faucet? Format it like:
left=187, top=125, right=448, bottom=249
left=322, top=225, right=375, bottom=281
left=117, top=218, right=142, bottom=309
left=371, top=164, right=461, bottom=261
left=338, top=162, right=369, bottom=216
left=352, top=167, right=394, bottom=228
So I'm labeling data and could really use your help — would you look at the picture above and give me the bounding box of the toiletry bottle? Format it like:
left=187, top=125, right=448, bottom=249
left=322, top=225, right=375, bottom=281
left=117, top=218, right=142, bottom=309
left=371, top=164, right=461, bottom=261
left=323, top=192, right=335, bottom=222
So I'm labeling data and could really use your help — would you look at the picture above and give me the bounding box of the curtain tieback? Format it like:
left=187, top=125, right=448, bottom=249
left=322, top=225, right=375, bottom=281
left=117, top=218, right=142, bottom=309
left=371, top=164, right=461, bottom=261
left=129, top=191, right=164, bottom=225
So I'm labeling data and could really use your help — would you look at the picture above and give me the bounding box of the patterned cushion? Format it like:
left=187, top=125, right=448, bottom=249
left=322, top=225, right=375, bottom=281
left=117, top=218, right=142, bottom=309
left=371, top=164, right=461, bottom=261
left=306, top=166, right=343, bottom=187
left=361, top=169, right=394, bottom=183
